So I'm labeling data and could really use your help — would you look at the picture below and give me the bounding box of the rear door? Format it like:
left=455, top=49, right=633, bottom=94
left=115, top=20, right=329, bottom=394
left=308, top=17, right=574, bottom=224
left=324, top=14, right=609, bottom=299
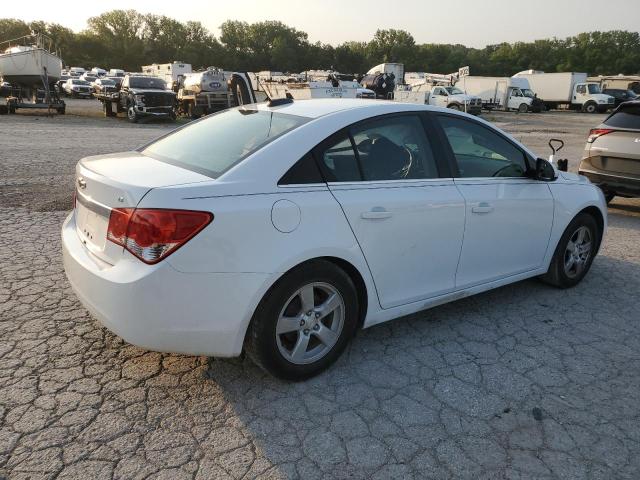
left=317, top=113, right=466, bottom=309
left=434, top=113, right=554, bottom=288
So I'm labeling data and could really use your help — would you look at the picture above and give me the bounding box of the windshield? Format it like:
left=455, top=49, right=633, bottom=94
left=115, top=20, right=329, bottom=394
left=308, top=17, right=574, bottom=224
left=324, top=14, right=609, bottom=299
left=521, top=89, right=535, bottom=98
left=445, top=86, right=464, bottom=95
left=129, top=77, right=167, bottom=89
left=588, top=84, right=601, bottom=94
left=142, top=109, right=309, bottom=178
left=72, top=80, right=89, bottom=85
left=99, top=79, right=115, bottom=85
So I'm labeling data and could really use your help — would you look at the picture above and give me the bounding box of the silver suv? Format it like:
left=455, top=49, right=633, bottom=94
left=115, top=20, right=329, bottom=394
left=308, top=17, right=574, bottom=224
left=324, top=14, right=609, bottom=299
left=579, top=101, right=640, bottom=203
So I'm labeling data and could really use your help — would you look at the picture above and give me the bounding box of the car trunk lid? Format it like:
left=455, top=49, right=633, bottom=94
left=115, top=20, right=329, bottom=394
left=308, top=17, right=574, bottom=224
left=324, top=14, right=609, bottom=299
left=74, top=151, right=211, bottom=265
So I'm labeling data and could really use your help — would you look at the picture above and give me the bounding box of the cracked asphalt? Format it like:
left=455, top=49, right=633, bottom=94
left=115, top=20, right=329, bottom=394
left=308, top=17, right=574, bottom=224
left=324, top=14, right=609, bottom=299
left=1, top=102, right=640, bottom=479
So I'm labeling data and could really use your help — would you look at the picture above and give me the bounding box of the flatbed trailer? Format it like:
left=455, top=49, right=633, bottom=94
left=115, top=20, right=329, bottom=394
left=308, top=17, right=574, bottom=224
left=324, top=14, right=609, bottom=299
left=1, top=85, right=65, bottom=115
left=93, top=91, right=121, bottom=117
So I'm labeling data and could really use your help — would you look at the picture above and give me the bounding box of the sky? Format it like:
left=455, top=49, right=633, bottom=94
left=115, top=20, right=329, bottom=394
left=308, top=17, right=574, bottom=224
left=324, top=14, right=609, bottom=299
left=14, top=0, right=640, bottom=48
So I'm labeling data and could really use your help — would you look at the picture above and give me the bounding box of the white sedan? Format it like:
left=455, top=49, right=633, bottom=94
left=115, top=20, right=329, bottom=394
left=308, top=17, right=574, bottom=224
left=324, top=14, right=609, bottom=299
left=62, top=99, right=607, bottom=380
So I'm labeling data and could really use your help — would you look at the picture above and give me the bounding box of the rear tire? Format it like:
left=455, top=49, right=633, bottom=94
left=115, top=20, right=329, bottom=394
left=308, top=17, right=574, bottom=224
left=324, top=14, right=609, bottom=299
left=541, top=213, right=600, bottom=288
left=245, top=260, right=359, bottom=381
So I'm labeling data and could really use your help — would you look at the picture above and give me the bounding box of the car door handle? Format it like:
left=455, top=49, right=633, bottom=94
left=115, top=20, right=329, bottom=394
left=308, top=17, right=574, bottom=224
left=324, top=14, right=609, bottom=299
left=361, top=209, right=393, bottom=220
left=472, top=202, right=494, bottom=214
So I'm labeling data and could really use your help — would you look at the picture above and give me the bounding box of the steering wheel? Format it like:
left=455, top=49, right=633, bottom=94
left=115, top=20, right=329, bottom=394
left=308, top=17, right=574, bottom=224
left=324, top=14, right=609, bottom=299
left=392, top=146, right=413, bottom=179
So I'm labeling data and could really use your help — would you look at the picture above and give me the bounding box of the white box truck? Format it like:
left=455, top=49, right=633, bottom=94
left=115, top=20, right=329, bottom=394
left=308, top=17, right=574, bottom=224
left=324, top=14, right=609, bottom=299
left=458, top=76, right=544, bottom=112
left=513, top=71, right=614, bottom=113
left=141, top=62, right=192, bottom=89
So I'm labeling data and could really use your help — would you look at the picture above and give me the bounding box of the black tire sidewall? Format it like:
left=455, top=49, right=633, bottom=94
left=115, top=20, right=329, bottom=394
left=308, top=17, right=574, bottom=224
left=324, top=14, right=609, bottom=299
left=247, top=261, right=358, bottom=381
left=549, top=213, right=599, bottom=288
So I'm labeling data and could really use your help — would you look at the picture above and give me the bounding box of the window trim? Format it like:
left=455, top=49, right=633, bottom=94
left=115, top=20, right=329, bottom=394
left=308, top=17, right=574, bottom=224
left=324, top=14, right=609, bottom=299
left=312, top=111, right=448, bottom=184
left=432, top=112, right=535, bottom=180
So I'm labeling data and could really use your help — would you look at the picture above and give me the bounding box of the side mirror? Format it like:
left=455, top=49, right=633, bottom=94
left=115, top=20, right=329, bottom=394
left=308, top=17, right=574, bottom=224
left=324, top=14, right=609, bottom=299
left=535, top=158, right=557, bottom=181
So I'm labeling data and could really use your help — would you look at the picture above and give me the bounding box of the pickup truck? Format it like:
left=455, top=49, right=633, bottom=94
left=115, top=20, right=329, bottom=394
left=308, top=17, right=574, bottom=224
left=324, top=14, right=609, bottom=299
left=394, top=83, right=483, bottom=115
left=95, top=74, right=176, bottom=122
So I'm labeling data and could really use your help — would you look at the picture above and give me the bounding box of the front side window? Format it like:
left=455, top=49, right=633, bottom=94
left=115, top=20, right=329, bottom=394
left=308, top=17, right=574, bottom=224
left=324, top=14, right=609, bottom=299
left=351, top=115, right=438, bottom=180
left=576, top=85, right=586, bottom=94
left=143, top=109, right=309, bottom=178
left=438, top=115, right=530, bottom=178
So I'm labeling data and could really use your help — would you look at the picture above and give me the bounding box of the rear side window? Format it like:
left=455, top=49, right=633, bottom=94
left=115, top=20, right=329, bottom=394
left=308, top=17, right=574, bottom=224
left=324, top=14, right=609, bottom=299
left=351, top=115, right=438, bottom=180
left=604, top=105, right=640, bottom=129
left=143, top=109, right=309, bottom=178
left=318, top=135, right=361, bottom=182
left=279, top=153, right=324, bottom=185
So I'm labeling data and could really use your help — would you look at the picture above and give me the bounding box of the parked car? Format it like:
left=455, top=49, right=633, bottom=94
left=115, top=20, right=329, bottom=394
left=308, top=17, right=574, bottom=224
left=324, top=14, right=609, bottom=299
left=602, top=88, right=638, bottom=107
left=63, top=78, right=92, bottom=98
left=56, top=75, right=70, bottom=94
left=79, top=73, right=98, bottom=84
left=106, top=76, right=123, bottom=89
left=92, top=77, right=118, bottom=94
left=579, top=100, right=640, bottom=202
left=62, top=99, right=607, bottom=380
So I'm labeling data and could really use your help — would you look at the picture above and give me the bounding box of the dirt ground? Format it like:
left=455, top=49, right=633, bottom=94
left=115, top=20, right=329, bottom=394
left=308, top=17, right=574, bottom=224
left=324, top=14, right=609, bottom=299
left=1, top=101, right=640, bottom=479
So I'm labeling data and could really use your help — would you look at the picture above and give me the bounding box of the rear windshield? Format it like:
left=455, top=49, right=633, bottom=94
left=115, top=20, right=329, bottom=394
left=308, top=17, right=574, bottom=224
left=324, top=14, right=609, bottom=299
left=142, top=109, right=309, bottom=178
left=604, top=104, right=640, bottom=129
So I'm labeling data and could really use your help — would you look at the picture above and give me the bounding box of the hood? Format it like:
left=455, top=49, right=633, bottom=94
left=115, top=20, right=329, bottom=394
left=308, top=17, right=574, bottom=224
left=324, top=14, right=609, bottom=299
left=591, top=93, right=614, bottom=102
left=559, top=171, right=589, bottom=183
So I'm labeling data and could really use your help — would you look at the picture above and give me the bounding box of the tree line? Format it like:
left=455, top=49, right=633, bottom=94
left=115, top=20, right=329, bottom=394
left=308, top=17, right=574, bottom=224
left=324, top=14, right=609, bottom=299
left=1, top=10, right=639, bottom=76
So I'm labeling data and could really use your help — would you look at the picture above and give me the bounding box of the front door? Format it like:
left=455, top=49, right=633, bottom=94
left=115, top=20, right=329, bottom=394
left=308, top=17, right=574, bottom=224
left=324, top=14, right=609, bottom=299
left=435, top=114, right=554, bottom=288
left=316, top=113, right=466, bottom=309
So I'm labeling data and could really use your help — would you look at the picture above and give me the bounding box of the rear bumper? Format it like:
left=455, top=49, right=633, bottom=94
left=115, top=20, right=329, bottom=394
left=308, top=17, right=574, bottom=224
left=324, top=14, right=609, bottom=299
left=578, top=166, right=640, bottom=197
left=61, top=212, right=270, bottom=357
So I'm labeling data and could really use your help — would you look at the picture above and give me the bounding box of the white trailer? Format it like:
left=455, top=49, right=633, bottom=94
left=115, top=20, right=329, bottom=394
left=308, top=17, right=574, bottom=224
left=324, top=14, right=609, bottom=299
left=513, top=71, right=614, bottom=113
left=458, top=76, right=543, bottom=112
left=588, top=75, right=640, bottom=94
left=141, top=62, right=192, bottom=88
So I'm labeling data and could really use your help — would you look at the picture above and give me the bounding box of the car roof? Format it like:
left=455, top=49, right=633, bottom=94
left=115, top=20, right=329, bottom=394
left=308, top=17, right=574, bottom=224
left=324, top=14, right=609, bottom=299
left=253, top=98, right=434, bottom=119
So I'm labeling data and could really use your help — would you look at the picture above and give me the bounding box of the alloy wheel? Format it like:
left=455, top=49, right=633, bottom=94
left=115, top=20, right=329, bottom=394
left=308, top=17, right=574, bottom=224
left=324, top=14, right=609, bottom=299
left=563, top=226, right=592, bottom=278
left=275, top=282, right=345, bottom=365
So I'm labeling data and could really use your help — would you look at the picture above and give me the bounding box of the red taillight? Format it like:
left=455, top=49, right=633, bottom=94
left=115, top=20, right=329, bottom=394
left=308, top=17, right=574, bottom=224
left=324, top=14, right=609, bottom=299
left=587, top=128, right=614, bottom=143
left=107, top=208, right=213, bottom=264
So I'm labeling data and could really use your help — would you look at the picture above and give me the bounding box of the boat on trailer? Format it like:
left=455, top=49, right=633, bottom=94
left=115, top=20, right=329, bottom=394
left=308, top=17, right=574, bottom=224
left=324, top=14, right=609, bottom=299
left=0, top=34, right=65, bottom=114
left=0, top=35, right=62, bottom=85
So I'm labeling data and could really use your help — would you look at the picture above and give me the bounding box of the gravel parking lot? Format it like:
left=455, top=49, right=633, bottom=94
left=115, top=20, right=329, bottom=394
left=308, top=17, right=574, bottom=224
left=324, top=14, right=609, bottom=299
left=1, top=100, right=640, bottom=479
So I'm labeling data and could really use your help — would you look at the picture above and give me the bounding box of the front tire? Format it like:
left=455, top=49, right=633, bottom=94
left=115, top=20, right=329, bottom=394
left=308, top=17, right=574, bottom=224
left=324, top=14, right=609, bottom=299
left=541, top=213, right=599, bottom=288
left=245, top=260, right=359, bottom=381
left=518, top=103, right=528, bottom=113
left=127, top=106, right=138, bottom=123
left=448, top=104, right=461, bottom=111
left=583, top=102, right=597, bottom=114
